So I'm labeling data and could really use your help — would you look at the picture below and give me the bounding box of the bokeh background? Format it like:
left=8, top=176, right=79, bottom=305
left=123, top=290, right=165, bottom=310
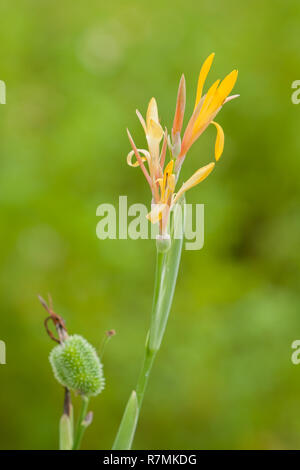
left=0, top=0, right=300, bottom=450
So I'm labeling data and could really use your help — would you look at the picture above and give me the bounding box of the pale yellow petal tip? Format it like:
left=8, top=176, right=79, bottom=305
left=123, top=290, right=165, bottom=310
left=127, top=149, right=149, bottom=167
left=149, top=118, right=164, bottom=140
left=147, top=97, right=158, bottom=114
left=149, top=97, right=157, bottom=106
left=224, top=94, right=240, bottom=104
left=146, top=97, right=159, bottom=129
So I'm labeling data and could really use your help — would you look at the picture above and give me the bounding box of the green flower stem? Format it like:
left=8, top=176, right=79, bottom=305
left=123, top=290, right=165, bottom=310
left=73, top=395, right=90, bottom=450
left=113, top=198, right=185, bottom=450
left=136, top=346, right=156, bottom=408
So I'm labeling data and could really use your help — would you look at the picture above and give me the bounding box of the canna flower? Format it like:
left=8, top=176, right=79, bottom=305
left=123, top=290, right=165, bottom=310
left=126, top=53, right=238, bottom=236
left=175, top=53, right=239, bottom=168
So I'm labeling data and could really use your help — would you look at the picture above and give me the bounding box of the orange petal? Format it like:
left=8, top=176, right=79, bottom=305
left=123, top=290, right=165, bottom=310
left=172, top=74, right=186, bottom=136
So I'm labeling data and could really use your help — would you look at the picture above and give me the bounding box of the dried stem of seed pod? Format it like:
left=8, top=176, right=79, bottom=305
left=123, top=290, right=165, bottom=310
left=63, top=387, right=72, bottom=417
left=38, top=294, right=68, bottom=344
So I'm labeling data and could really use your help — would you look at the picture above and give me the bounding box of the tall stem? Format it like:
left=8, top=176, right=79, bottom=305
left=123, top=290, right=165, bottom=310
left=136, top=344, right=156, bottom=408
left=112, top=198, right=185, bottom=450
left=135, top=250, right=165, bottom=407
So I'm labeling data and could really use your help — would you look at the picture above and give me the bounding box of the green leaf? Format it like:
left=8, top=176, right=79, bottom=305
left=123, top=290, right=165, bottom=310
left=59, top=412, right=73, bottom=450
left=112, top=391, right=138, bottom=450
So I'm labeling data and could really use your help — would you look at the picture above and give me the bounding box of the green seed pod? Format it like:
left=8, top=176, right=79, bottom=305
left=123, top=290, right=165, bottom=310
left=49, top=335, right=105, bottom=397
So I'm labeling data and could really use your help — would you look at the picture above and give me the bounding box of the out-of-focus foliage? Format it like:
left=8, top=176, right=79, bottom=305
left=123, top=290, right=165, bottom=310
left=0, top=0, right=300, bottom=450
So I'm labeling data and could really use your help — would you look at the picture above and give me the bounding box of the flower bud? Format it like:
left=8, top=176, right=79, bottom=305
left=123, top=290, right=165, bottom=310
left=49, top=335, right=105, bottom=397
left=156, top=234, right=171, bottom=253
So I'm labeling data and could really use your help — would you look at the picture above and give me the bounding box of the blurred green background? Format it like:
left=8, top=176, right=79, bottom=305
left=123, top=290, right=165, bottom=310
left=0, top=0, right=300, bottom=450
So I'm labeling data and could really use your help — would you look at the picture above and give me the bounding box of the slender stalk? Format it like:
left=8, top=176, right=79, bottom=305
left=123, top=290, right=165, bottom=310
left=135, top=250, right=165, bottom=406
left=73, top=395, right=89, bottom=450
left=113, top=198, right=185, bottom=450
left=136, top=346, right=156, bottom=407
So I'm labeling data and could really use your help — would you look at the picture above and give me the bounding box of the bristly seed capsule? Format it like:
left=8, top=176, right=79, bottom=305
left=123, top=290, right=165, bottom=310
left=49, top=335, right=105, bottom=397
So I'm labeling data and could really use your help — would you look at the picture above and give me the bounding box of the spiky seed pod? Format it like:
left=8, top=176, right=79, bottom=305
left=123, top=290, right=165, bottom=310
left=49, top=335, right=105, bottom=397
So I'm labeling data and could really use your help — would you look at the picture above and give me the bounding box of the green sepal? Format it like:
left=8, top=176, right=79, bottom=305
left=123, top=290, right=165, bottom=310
left=59, top=408, right=73, bottom=450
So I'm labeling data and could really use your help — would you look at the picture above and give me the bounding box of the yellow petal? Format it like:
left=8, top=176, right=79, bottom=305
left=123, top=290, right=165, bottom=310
left=127, top=129, right=153, bottom=188
left=148, top=118, right=164, bottom=141
left=146, top=97, right=159, bottom=129
left=173, top=162, right=215, bottom=203
left=211, top=121, right=224, bottom=161
left=146, top=203, right=167, bottom=223
left=215, top=70, right=238, bottom=107
left=165, top=174, right=176, bottom=200
left=127, top=149, right=150, bottom=167
left=194, top=53, right=215, bottom=110
left=162, top=160, right=174, bottom=193
left=164, top=159, right=174, bottom=177
left=192, top=79, right=220, bottom=137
